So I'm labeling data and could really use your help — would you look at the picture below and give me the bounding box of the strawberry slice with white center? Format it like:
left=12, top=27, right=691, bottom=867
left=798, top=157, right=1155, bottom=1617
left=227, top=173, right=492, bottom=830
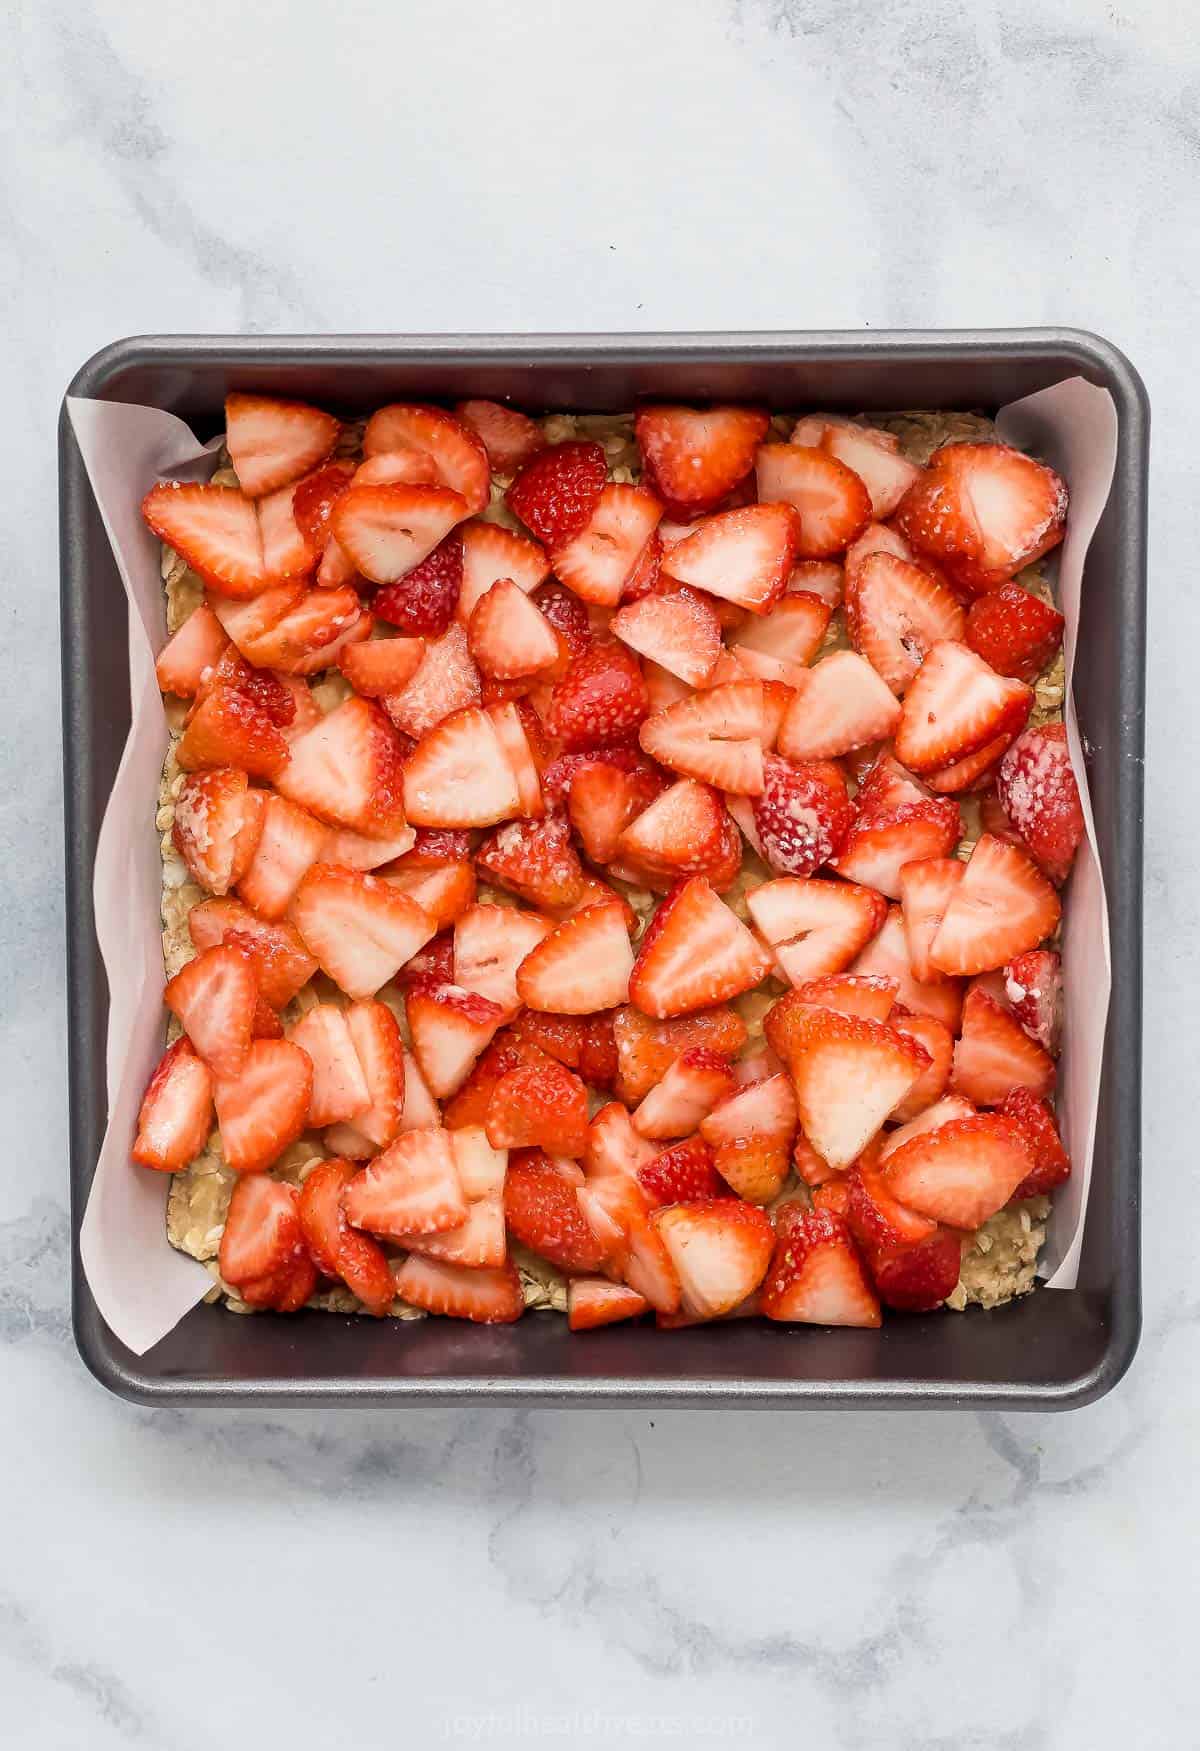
left=344, top=1126, right=468, bottom=1237
left=206, top=583, right=305, bottom=665
left=629, top=876, right=772, bottom=1019
left=760, top=1204, right=881, bottom=1327
left=898, top=857, right=965, bottom=982
left=877, top=1094, right=977, bottom=1162
left=164, top=941, right=258, bottom=1080
left=850, top=551, right=966, bottom=694
left=897, top=442, right=1068, bottom=594
left=292, top=459, right=355, bottom=555
left=843, top=519, right=924, bottom=598
left=218, top=1176, right=316, bottom=1311
left=788, top=560, right=844, bottom=606
left=247, top=588, right=366, bottom=674
left=290, top=865, right=435, bottom=999
left=789, top=973, right=898, bottom=1022
left=354, top=450, right=441, bottom=488
left=746, top=876, right=888, bottom=985
left=331, top=483, right=468, bottom=585
left=551, top=483, right=664, bottom=607
left=255, top=481, right=317, bottom=579
left=584, top=1100, right=657, bottom=1181
left=728, top=591, right=831, bottom=687
left=337, top=999, right=406, bottom=1148
left=751, top=753, right=853, bottom=877
left=187, top=898, right=316, bottom=1007
left=224, top=393, right=339, bottom=500
left=662, top=503, right=801, bottom=613
left=405, top=980, right=505, bottom=1098
left=502, top=1148, right=608, bottom=1271
left=567, top=1277, right=649, bottom=1331
left=404, top=1193, right=508, bottom=1270
left=275, top=695, right=408, bottom=838
left=297, top=1158, right=395, bottom=1315
left=447, top=1126, right=508, bottom=1201
left=339, top=635, right=426, bottom=697
left=634, top=405, right=769, bottom=512
left=172, top=769, right=251, bottom=895
left=699, top=1073, right=796, bottom=1203
left=651, top=1198, right=774, bottom=1320
left=455, top=398, right=546, bottom=474
left=156, top=603, right=230, bottom=698
left=850, top=904, right=963, bottom=1033
left=888, top=1008, right=953, bottom=1120
left=476, top=816, right=584, bottom=910
left=362, top=403, right=491, bottom=515
left=486, top=701, right=546, bottom=819
left=610, top=587, right=721, bottom=686
left=631, top=1047, right=735, bottom=1141
left=996, top=723, right=1085, bottom=885
left=776, top=650, right=902, bottom=761
left=132, top=1039, right=214, bottom=1171
left=820, top=422, right=923, bottom=520
left=387, top=865, right=477, bottom=934
left=515, top=902, right=634, bottom=1015
left=929, top=833, right=1060, bottom=976
left=236, top=793, right=329, bottom=921
left=764, top=1001, right=930, bottom=1170
left=639, top=680, right=765, bottom=795
left=921, top=729, right=1020, bottom=796
left=616, top=779, right=729, bottom=880
left=212, top=1037, right=313, bottom=1174
left=894, top=640, right=1033, bottom=774
left=288, top=1003, right=371, bottom=1128
left=143, top=482, right=269, bottom=600
left=403, top=706, right=521, bottom=828
left=951, top=986, right=1056, bottom=1106
left=567, top=759, right=666, bottom=866
left=454, top=903, right=553, bottom=1016
left=833, top=796, right=961, bottom=901
left=468, top=578, right=561, bottom=678
left=393, top=1254, right=524, bottom=1323
left=880, top=1112, right=1033, bottom=1228
left=317, top=824, right=415, bottom=873
left=1004, top=947, right=1063, bottom=1056
left=612, top=1009, right=751, bottom=1110
left=383, top=623, right=481, bottom=740
left=457, top=520, right=551, bottom=621
left=754, top=445, right=871, bottom=560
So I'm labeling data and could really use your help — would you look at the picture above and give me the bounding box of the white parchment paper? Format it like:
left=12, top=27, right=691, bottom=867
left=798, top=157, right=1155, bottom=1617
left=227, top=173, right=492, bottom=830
left=66, top=382, right=1118, bottom=1353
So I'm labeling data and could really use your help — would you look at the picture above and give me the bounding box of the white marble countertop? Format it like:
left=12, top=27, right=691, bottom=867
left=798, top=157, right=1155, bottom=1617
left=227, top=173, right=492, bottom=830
left=3, top=1, right=1192, bottom=1744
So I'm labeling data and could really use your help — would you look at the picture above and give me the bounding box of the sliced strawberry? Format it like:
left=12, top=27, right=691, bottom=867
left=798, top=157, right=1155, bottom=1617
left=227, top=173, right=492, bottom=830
left=729, top=591, right=831, bottom=686
left=550, top=483, right=664, bottom=607
left=622, top=528, right=663, bottom=602
left=952, top=986, right=1056, bottom=1107
left=578, top=1011, right=619, bottom=1090
left=457, top=520, right=551, bottom=621
left=764, top=1000, right=930, bottom=1171
left=338, top=635, right=426, bottom=697
left=354, top=450, right=441, bottom=489
left=132, top=1038, right=213, bottom=1171
left=454, top=903, right=553, bottom=1017
left=788, top=560, right=844, bottom=608
left=636, top=1136, right=722, bottom=1207
left=321, top=823, right=417, bottom=872
left=362, top=403, right=490, bottom=515
left=394, top=927, right=454, bottom=988
left=331, top=483, right=467, bottom=585
left=965, top=584, right=1065, bottom=682
left=224, top=393, right=338, bottom=500
left=843, top=1164, right=938, bottom=1262
left=503, top=1149, right=607, bottom=1270
left=187, top=899, right=316, bottom=1007
left=170, top=769, right=249, bottom=896
left=996, top=724, right=1084, bottom=886
left=402, top=706, right=519, bottom=828
left=700, top=1071, right=797, bottom=1150
left=486, top=1057, right=589, bottom=1157
left=881, top=1112, right=1033, bottom=1228
left=629, top=876, right=771, bottom=1019
left=1004, top=947, right=1063, bottom=1056
left=869, top=1228, right=963, bottom=1313
left=234, top=794, right=327, bottom=920
left=531, top=578, right=592, bottom=658
left=454, top=398, right=545, bottom=473
left=929, top=834, right=1060, bottom=976
left=176, top=684, right=288, bottom=780
left=639, top=680, right=765, bottom=795
left=475, top=816, right=584, bottom=910
left=274, top=697, right=407, bottom=840
left=566, top=758, right=664, bottom=865
left=387, top=861, right=477, bottom=930
left=843, top=519, right=920, bottom=598
left=895, top=442, right=1067, bottom=593
left=250, top=994, right=283, bottom=1040
left=889, top=1008, right=953, bottom=1120
left=790, top=973, right=897, bottom=1022
left=754, top=444, right=871, bottom=560
left=751, top=753, right=852, bottom=877
left=610, top=587, right=721, bottom=686
left=289, top=864, right=434, bottom=999
left=662, top=503, right=800, bottom=613
left=850, top=904, right=963, bottom=1033
left=545, top=639, right=649, bottom=751
left=371, top=530, right=463, bottom=637
left=206, top=586, right=305, bottom=668
left=403, top=978, right=504, bottom=1099
left=616, top=779, right=729, bottom=879
left=383, top=623, right=481, bottom=741
left=850, top=552, right=966, bottom=694
left=567, top=1276, right=649, bottom=1331
left=468, top=577, right=560, bottom=681
left=514, top=902, right=634, bottom=1015
left=506, top=439, right=607, bottom=547
left=156, top=603, right=230, bottom=697
left=894, top=640, right=1033, bottom=777
left=631, top=1048, right=736, bottom=1142
left=444, top=1124, right=509, bottom=1198
left=212, top=1038, right=312, bottom=1173
left=877, top=1095, right=977, bottom=1164
left=999, top=1088, right=1071, bottom=1199
left=746, top=876, right=887, bottom=985
left=393, top=1254, right=524, bottom=1323
left=776, top=650, right=902, bottom=761
left=487, top=700, right=546, bottom=818
left=218, top=1176, right=315, bottom=1310
left=341, top=999, right=406, bottom=1149
left=512, top=1009, right=584, bottom=1069
left=820, top=422, right=923, bottom=520
left=898, top=857, right=965, bottom=982
left=610, top=1007, right=747, bottom=1109
left=760, top=1206, right=881, bottom=1326
left=143, top=482, right=268, bottom=599
left=291, top=458, right=355, bottom=549
left=833, top=797, right=961, bottom=901
left=297, top=1158, right=395, bottom=1314
left=344, top=1126, right=467, bottom=1237
left=791, top=1129, right=840, bottom=1188
left=164, top=941, right=257, bottom=1080
left=405, top=1194, right=508, bottom=1269
left=583, top=1100, right=656, bottom=1183
left=634, top=405, right=768, bottom=511
left=441, top=1029, right=540, bottom=1130
left=288, top=1003, right=370, bottom=1128
left=652, top=1198, right=774, bottom=1319
left=236, top=586, right=363, bottom=673
left=255, top=480, right=317, bottom=579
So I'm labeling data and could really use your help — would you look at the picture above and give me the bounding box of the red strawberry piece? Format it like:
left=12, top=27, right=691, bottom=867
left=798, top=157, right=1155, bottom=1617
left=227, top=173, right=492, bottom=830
left=250, top=995, right=284, bottom=1040
left=404, top=1196, right=508, bottom=1270
left=255, top=480, right=318, bottom=580
left=503, top=1148, right=608, bottom=1271
left=440, top=1028, right=541, bottom=1129
left=288, top=1003, right=370, bottom=1128
left=515, top=902, right=634, bottom=1015
left=761, top=1205, right=881, bottom=1325
left=729, top=591, right=831, bottom=687
left=610, top=586, right=721, bottom=686
left=750, top=753, right=852, bottom=877
left=567, top=1276, right=649, bottom=1331
left=172, top=769, right=250, bottom=895
left=622, top=528, right=663, bottom=602
left=273, top=693, right=406, bottom=834
left=206, top=587, right=305, bottom=668
left=789, top=972, right=898, bottom=1022
left=512, top=1010, right=584, bottom=1068
left=777, top=650, right=902, bottom=761
left=979, top=786, right=1024, bottom=846
left=921, top=730, right=1017, bottom=796
left=565, top=757, right=664, bottom=865
left=476, top=816, right=584, bottom=910
left=867, top=1228, right=963, bottom=1313
left=362, top=403, right=490, bottom=515
left=850, top=551, right=966, bottom=694
left=611, top=1006, right=747, bottom=1108
left=746, top=875, right=887, bottom=986
left=289, top=864, right=434, bottom=999
left=386, top=862, right=477, bottom=930
left=344, top=1126, right=467, bottom=1237
left=818, top=422, right=923, bottom=520
left=877, top=1095, right=977, bottom=1164
left=224, top=393, right=338, bottom=499
left=354, top=451, right=442, bottom=488
left=372, top=531, right=463, bottom=636
left=339, top=635, right=426, bottom=697
left=999, top=1088, right=1071, bottom=1199
left=996, top=723, right=1084, bottom=886
left=212, top=1038, right=313, bottom=1174
left=578, top=1011, right=619, bottom=1090
left=881, top=1112, right=1033, bottom=1228
left=340, top=999, right=406, bottom=1149
left=965, top=584, right=1065, bottom=682
left=131, top=1038, right=213, bottom=1171
left=843, top=1163, right=938, bottom=1261
left=700, top=1071, right=796, bottom=1148
left=791, top=1130, right=841, bottom=1188
left=898, top=857, right=966, bottom=982
left=402, top=706, right=519, bottom=829
left=394, top=927, right=456, bottom=989
left=176, top=683, right=288, bottom=780
left=488, top=700, right=547, bottom=817
left=454, top=903, right=553, bottom=1016
left=952, top=986, right=1056, bottom=1107
left=711, top=1133, right=791, bottom=1204
left=551, top=483, right=664, bottom=607
left=298, top=1158, right=395, bottom=1315
left=616, top=779, right=729, bottom=879
left=404, top=978, right=504, bottom=1100
left=754, top=444, right=871, bottom=560
left=764, top=1000, right=930, bottom=1171
left=809, top=1179, right=851, bottom=1217
left=468, top=578, right=560, bottom=679
left=455, top=398, right=546, bottom=473
left=833, top=796, right=961, bottom=902
left=584, top=1100, right=657, bottom=1183
left=486, top=1057, right=590, bottom=1157
left=788, top=560, right=844, bottom=607
left=143, top=482, right=269, bottom=599
left=850, top=904, right=963, bottom=1033
left=630, top=876, right=772, bottom=1020
left=888, top=1008, right=954, bottom=1120
left=895, top=442, right=1068, bottom=594
left=234, top=586, right=364, bottom=673
left=629, top=1042, right=735, bottom=1139
left=894, top=640, right=1033, bottom=777
left=187, top=899, right=316, bottom=1007
left=637, top=1136, right=723, bottom=1207
left=405, top=827, right=477, bottom=866
left=506, top=439, right=607, bottom=547
left=164, top=941, right=257, bottom=1080
left=662, top=503, right=801, bottom=614
left=531, top=579, right=592, bottom=658
left=331, top=483, right=467, bottom=586
left=236, top=794, right=328, bottom=921
left=545, top=639, right=649, bottom=751
left=853, top=748, right=929, bottom=811
left=457, top=520, right=551, bottom=621
left=393, top=1254, right=524, bottom=1323
left=843, top=519, right=923, bottom=600
left=218, top=1176, right=316, bottom=1311
left=291, top=460, right=355, bottom=553
left=929, top=833, right=1060, bottom=976
left=1003, top=947, right=1063, bottom=1056
left=383, top=623, right=481, bottom=741
left=634, top=405, right=768, bottom=511
left=653, top=1198, right=774, bottom=1320
left=640, top=680, right=766, bottom=795
left=155, top=603, right=230, bottom=697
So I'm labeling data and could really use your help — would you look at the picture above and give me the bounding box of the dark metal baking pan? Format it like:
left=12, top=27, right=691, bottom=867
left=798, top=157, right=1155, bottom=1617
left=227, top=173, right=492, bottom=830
left=59, top=331, right=1146, bottom=1408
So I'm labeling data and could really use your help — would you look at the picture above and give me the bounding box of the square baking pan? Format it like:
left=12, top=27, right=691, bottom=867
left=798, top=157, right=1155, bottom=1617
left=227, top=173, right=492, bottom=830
left=59, top=330, right=1147, bottom=1409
